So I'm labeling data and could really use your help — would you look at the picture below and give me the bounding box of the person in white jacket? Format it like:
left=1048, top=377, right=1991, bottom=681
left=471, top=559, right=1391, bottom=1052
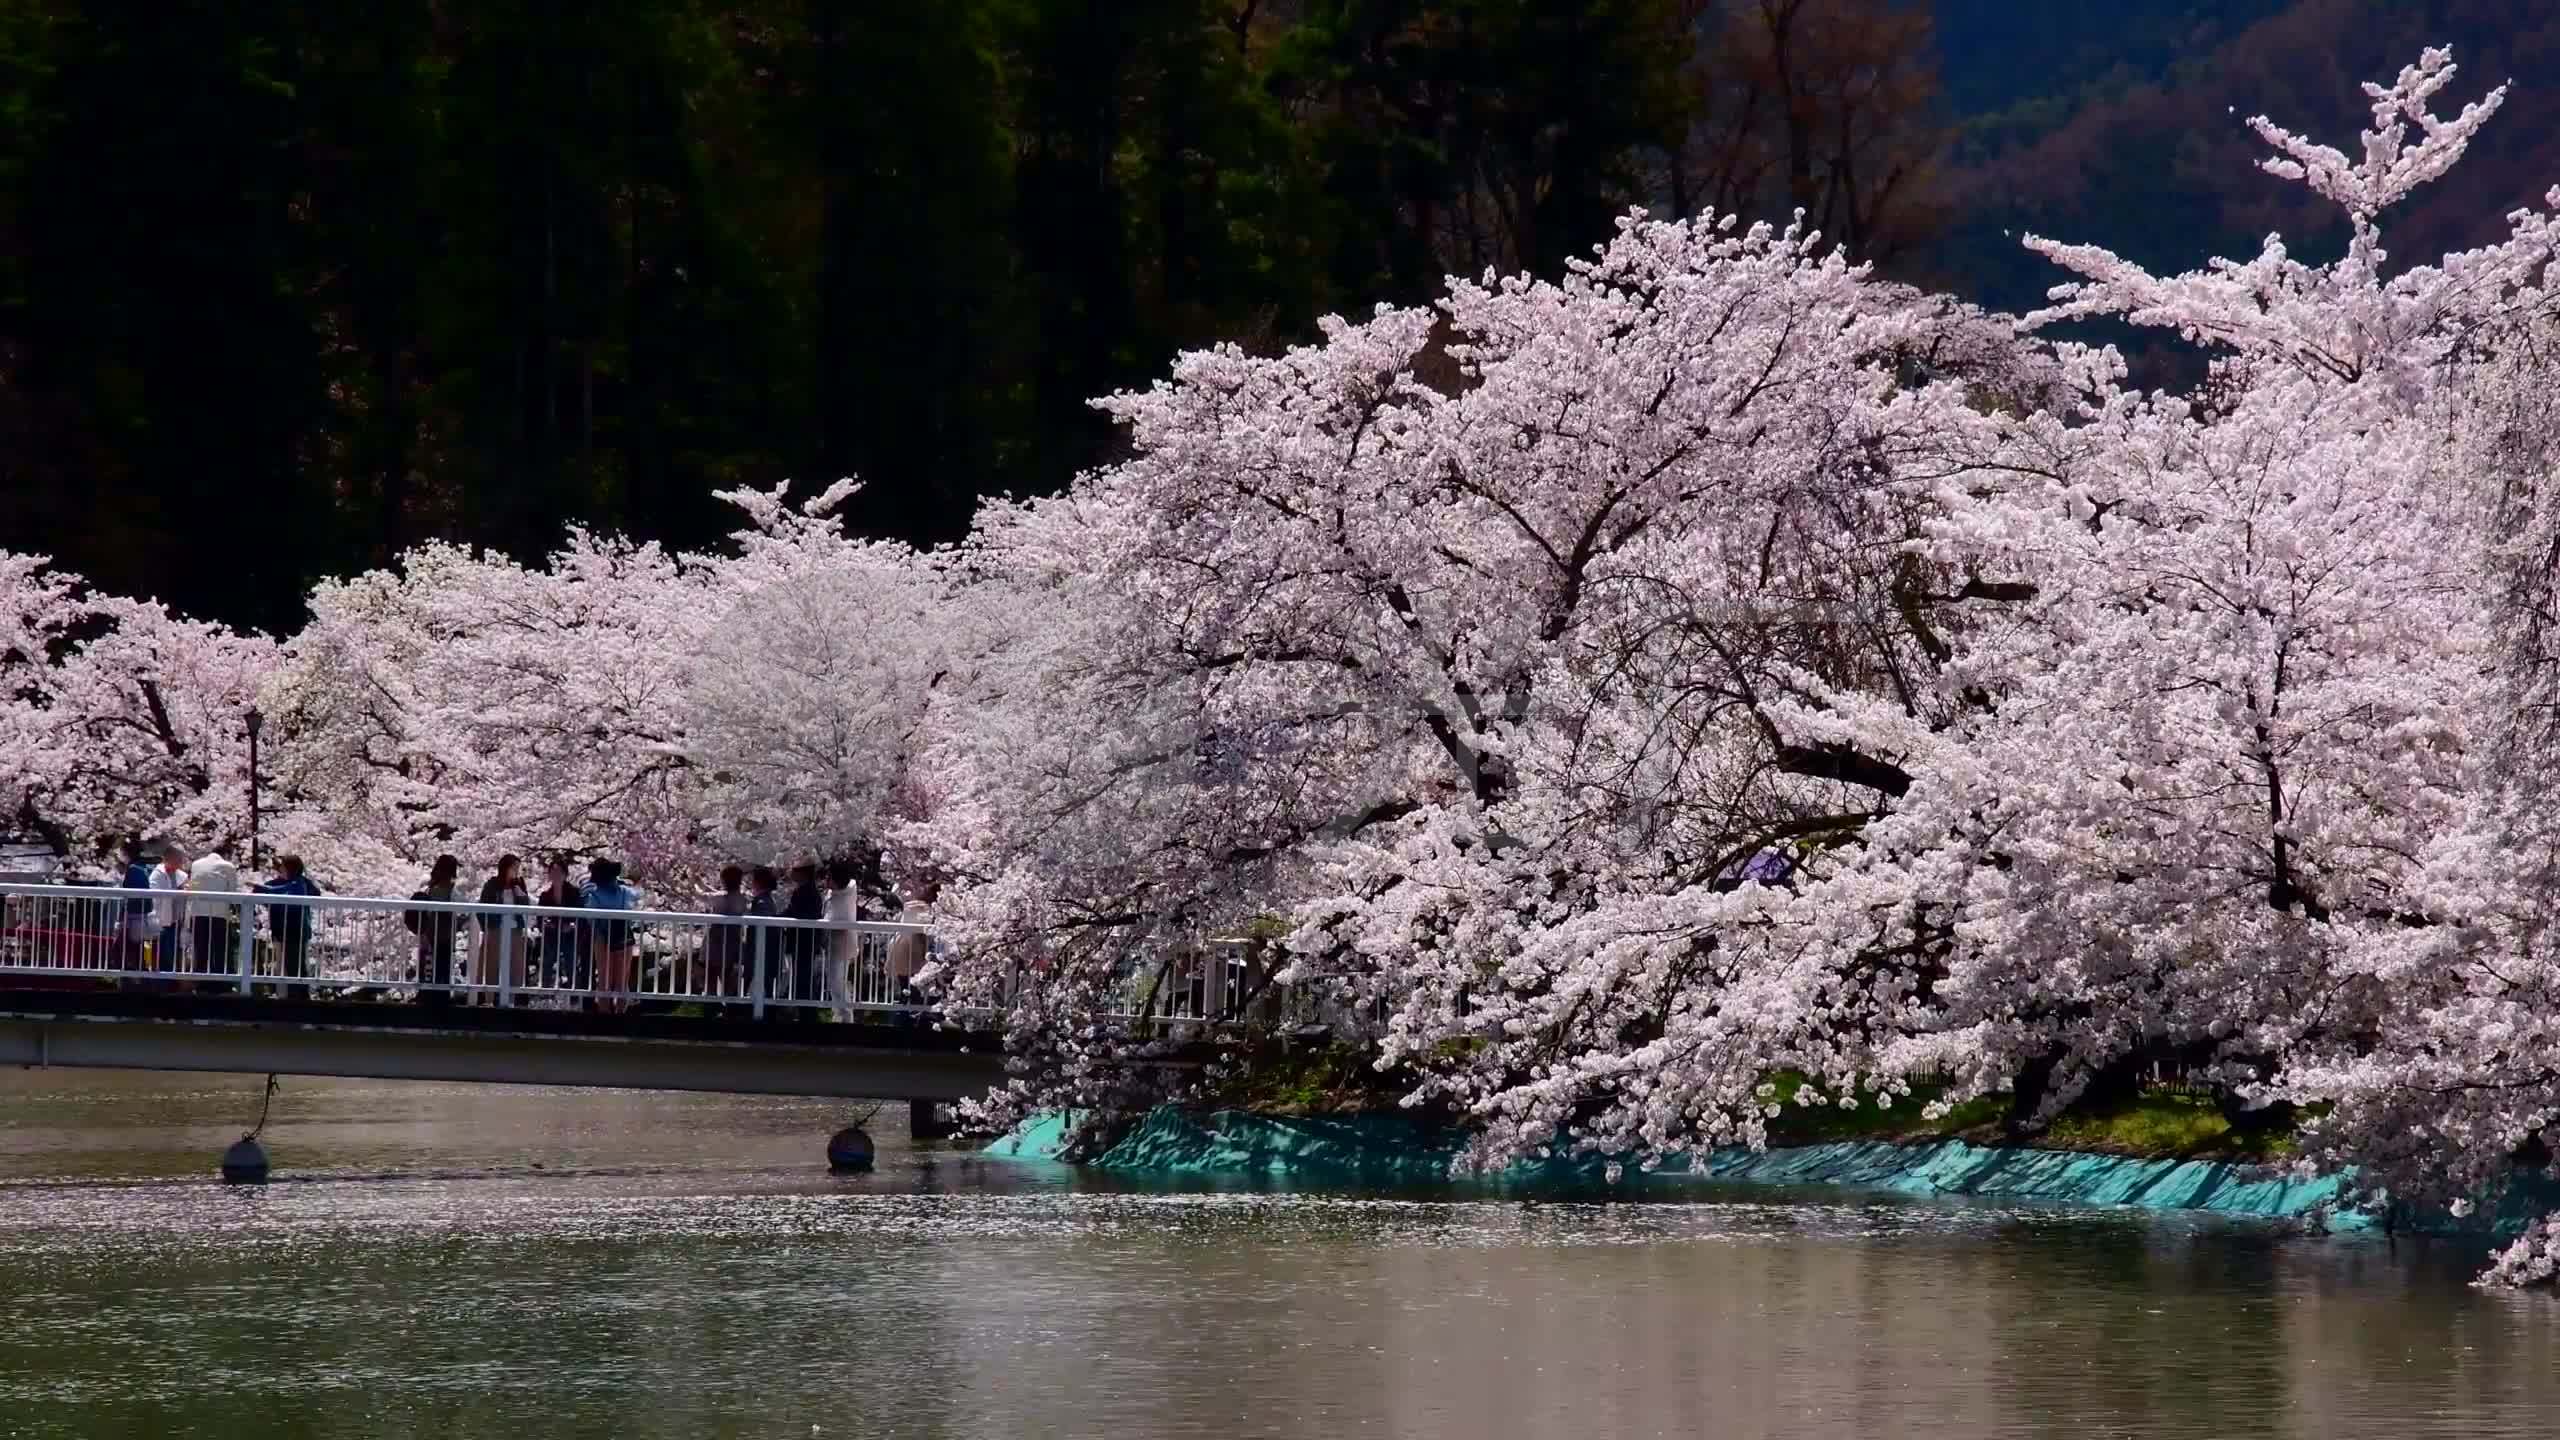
left=185, top=848, right=245, bottom=990
left=885, top=878, right=937, bottom=1010
left=824, top=860, right=862, bottom=1014
left=147, top=845, right=189, bottom=984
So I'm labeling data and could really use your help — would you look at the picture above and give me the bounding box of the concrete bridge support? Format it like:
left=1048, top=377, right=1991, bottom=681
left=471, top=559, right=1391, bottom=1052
left=909, top=1098, right=958, bottom=1142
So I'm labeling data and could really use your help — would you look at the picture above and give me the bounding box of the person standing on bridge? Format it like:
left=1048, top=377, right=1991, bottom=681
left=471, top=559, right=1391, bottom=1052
left=781, top=862, right=824, bottom=1008
left=887, top=875, right=939, bottom=1013
left=406, top=854, right=463, bottom=1007
left=583, top=858, right=638, bottom=1013
left=706, top=864, right=749, bottom=1006
left=147, top=843, right=187, bottom=987
left=535, top=855, right=586, bottom=1003
left=745, top=865, right=779, bottom=1011
left=475, top=855, right=532, bottom=1007
left=254, top=855, right=322, bottom=992
left=824, top=860, right=861, bottom=1010
left=184, top=846, right=244, bottom=994
left=116, top=839, right=152, bottom=976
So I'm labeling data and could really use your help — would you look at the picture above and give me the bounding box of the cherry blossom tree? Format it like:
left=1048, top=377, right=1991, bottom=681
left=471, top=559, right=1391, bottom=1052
left=676, top=481, right=944, bottom=878
left=1999, top=49, right=2560, bottom=1284
left=910, top=210, right=2067, bottom=1137
left=0, top=551, right=92, bottom=848
left=266, top=482, right=939, bottom=897
left=1379, top=47, right=2558, bottom=1219
left=0, top=551, right=279, bottom=866
left=268, top=533, right=699, bottom=894
left=913, top=44, right=2560, bottom=1293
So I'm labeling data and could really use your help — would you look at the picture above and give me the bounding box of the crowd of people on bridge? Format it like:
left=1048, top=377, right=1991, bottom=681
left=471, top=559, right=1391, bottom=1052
left=17, top=838, right=936, bottom=1018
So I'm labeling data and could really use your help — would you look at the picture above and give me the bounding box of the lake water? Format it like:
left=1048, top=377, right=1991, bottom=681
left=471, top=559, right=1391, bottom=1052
left=3, top=1069, right=2557, bottom=1439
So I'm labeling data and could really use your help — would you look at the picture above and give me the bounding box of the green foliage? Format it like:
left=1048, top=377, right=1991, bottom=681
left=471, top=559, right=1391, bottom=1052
left=1759, top=1071, right=2005, bottom=1145
left=1207, top=1057, right=2301, bottom=1162
left=2045, top=1089, right=2299, bottom=1162
left=1238, top=914, right=1293, bottom=942
left=1704, top=1073, right=2301, bottom=1159
left=1214, top=1040, right=1403, bottom=1115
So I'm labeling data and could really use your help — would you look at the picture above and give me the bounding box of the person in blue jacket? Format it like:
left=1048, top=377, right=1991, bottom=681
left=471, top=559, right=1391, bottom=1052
left=582, top=858, right=639, bottom=1013
left=255, top=855, right=323, bottom=991
left=117, top=838, right=153, bottom=974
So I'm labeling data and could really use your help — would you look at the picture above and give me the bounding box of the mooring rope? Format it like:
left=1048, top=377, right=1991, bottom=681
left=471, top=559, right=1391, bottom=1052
left=245, top=1073, right=280, bottom=1141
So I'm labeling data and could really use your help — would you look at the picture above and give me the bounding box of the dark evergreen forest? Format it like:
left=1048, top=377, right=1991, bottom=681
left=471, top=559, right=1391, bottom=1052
left=4, top=0, right=2556, bottom=633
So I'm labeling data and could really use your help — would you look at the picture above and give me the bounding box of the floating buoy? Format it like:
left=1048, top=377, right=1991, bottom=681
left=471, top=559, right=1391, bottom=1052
left=220, top=1135, right=270, bottom=1184
left=826, top=1126, right=875, bottom=1173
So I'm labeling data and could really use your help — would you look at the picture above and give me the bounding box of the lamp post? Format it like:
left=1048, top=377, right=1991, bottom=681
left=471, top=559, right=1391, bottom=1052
left=245, top=708, right=264, bottom=872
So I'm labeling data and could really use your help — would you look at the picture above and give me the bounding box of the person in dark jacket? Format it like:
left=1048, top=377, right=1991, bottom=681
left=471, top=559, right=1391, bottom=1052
left=781, top=862, right=824, bottom=1008
left=475, top=854, right=532, bottom=1006
left=255, top=854, right=323, bottom=991
left=535, top=855, right=586, bottom=999
left=406, top=854, right=463, bottom=1007
left=706, top=864, right=749, bottom=1004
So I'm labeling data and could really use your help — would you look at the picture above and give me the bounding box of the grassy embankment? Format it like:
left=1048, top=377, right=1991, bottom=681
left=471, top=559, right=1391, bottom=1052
left=1211, top=1044, right=2297, bottom=1163
left=1756, top=1071, right=2297, bottom=1161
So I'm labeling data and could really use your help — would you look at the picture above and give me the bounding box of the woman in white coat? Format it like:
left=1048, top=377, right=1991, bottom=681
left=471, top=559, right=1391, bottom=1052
left=824, top=859, right=862, bottom=1015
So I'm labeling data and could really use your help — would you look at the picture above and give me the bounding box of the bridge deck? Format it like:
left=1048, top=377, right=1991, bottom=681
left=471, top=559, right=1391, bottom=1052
left=0, top=988, right=1012, bottom=1101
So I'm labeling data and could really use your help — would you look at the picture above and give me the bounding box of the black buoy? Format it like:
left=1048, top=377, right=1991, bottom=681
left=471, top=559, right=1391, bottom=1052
left=220, top=1135, right=271, bottom=1184
left=826, top=1125, right=876, bottom=1173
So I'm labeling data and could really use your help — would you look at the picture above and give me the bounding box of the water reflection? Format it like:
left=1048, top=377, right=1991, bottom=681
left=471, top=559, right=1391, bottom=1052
left=1, top=1070, right=2555, bottom=1439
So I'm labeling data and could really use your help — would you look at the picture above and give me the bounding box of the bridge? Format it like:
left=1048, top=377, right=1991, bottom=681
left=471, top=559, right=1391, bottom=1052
left=0, top=878, right=1060, bottom=1171
left=0, top=876, right=1269, bottom=1168
left=0, top=878, right=1264, bottom=1173
left=0, top=987, right=1008, bottom=1101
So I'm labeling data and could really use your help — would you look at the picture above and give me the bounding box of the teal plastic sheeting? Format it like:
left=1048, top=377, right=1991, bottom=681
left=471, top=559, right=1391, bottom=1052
left=1695, top=1137, right=2367, bottom=1224
left=985, top=1109, right=2387, bottom=1224
left=981, top=1112, right=1075, bottom=1161
left=984, top=1109, right=1486, bottom=1183
left=986, top=1109, right=2560, bottom=1239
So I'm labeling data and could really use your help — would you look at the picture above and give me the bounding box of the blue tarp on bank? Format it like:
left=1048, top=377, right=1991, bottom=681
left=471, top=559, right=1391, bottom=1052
left=986, top=1109, right=2373, bottom=1225
left=988, top=1110, right=2560, bottom=1238
left=1695, top=1136, right=2367, bottom=1223
left=986, top=1109, right=1485, bottom=1182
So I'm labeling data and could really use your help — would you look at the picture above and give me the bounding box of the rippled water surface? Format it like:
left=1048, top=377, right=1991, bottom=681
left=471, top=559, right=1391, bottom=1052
left=4, top=1069, right=2558, bottom=1439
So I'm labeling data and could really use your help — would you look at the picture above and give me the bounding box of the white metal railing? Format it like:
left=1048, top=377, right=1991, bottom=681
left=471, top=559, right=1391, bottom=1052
left=0, top=881, right=939, bottom=1020
left=0, top=881, right=1376, bottom=1037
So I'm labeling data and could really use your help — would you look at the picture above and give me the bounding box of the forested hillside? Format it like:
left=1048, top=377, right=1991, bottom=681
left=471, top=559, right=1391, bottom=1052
left=3, top=0, right=2556, bottom=632
left=1931, top=0, right=2293, bottom=154
left=1933, top=0, right=2560, bottom=326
